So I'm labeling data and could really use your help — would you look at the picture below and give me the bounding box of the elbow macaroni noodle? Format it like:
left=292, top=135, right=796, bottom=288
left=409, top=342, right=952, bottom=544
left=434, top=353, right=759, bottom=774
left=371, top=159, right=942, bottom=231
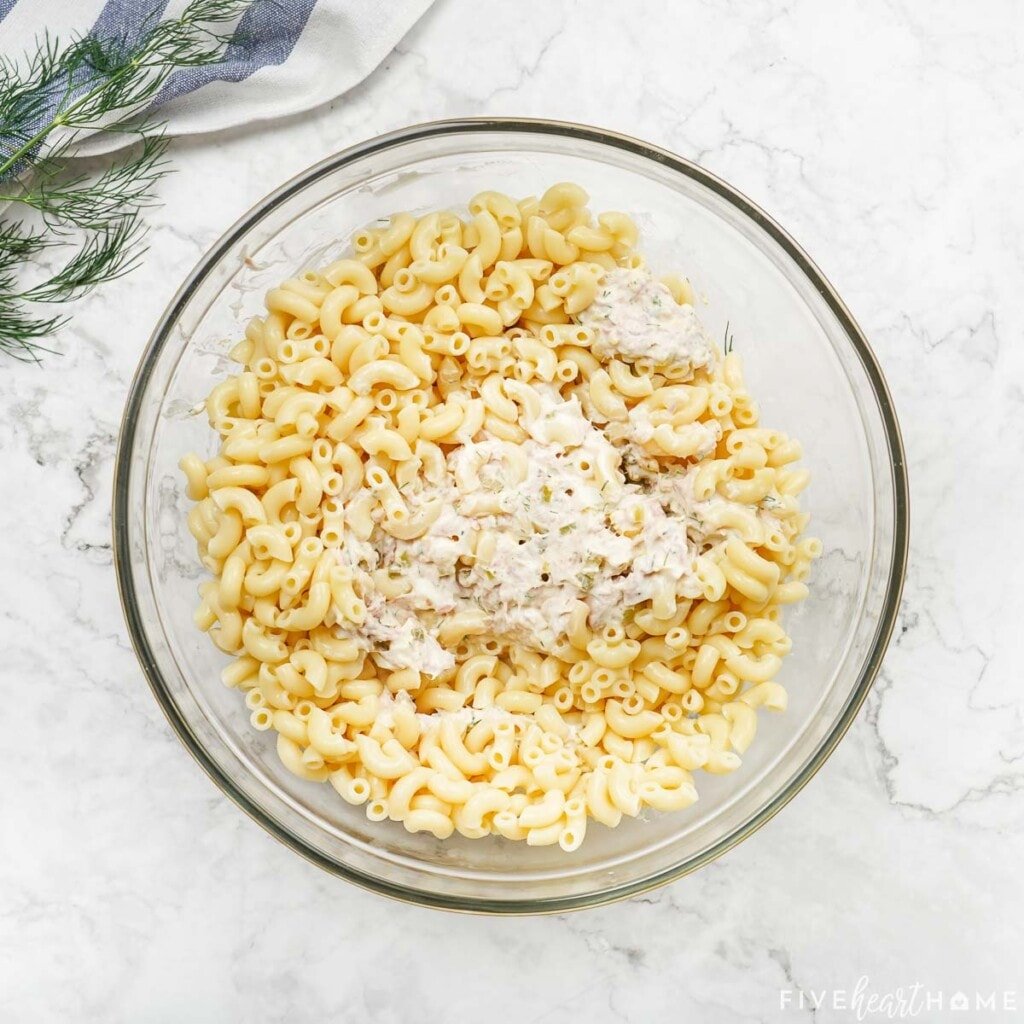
left=183, top=183, right=819, bottom=851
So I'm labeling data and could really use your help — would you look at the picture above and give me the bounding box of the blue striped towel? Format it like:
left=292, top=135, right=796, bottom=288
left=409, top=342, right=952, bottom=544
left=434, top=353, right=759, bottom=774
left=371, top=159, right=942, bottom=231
left=0, top=0, right=434, bottom=152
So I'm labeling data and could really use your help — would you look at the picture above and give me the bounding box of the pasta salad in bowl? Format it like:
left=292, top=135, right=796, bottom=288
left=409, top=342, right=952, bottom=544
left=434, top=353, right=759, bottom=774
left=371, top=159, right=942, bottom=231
left=115, top=120, right=907, bottom=911
left=180, top=184, right=820, bottom=851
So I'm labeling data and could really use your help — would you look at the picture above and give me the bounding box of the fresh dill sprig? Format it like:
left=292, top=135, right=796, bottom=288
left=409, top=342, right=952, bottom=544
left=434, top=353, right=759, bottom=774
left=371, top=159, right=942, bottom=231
left=0, top=0, right=254, bottom=363
left=24, top=215, right=147, bottom=301
left=7, top=134, right=171, bottom=231
left=0, top=220, right=48, bottom=270
left=723, top=320, right=735, bottom=355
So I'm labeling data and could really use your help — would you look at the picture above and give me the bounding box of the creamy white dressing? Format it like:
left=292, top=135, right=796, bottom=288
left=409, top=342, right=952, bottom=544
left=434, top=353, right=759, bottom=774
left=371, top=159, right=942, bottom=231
left=390, top=394, right=637, bottom=658
left=358, top=601, right=455, bottom=676
left=577, top=267, right=713, bottom=370
left=623, top=403, right=721, bottom=459
left=328, top=384, right=775, bottom=677
left=321, top=268, right=771, bottom=678
left=375, top=689, right=541, bottom=734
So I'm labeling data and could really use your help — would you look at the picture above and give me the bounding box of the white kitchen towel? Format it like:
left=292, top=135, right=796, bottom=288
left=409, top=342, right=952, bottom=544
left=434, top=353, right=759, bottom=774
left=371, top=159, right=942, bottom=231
left=0, top=0, right=433, bottom=151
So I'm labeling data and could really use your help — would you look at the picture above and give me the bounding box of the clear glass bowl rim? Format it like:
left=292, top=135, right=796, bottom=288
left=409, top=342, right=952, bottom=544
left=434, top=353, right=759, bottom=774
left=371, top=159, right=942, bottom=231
left=112, top=117, right=910, bottom=914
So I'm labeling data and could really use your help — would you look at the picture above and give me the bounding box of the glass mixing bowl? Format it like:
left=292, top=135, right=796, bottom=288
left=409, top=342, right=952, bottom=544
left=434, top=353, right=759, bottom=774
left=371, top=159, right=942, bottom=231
left=113, top=119, right=908, bottom=913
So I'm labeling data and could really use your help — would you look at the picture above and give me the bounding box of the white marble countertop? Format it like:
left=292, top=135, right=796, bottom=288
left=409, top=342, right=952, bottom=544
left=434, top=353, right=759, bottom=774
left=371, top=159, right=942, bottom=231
left=2, top=2, right=1022, bottom=1021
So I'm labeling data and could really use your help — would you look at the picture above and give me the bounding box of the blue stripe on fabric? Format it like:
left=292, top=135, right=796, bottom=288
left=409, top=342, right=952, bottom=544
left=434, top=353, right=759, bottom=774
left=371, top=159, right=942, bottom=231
left=0, top=0, right=21, bottom=24
left=153, top=0, right=317, bottom=108
left=0, top=0, right=168, bottom=177
left=91, top=0, right=171, bottom=47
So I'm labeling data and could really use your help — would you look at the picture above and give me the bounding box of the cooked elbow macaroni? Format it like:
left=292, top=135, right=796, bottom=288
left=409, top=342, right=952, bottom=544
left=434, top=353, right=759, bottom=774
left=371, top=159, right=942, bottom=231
left=183, top=184, right=819, bottom=852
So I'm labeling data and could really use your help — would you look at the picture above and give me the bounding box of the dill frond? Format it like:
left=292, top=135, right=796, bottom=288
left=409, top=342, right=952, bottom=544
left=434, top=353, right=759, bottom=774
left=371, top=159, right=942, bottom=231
left=0, top=0, right=254, bottom=363
left=25, top=214, right=146, bottom=302
left=0, top=295, right=62, bottom=362
left=0, top=221, right=49, bottom=270
left=7, top=134, right=171, bottom=230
